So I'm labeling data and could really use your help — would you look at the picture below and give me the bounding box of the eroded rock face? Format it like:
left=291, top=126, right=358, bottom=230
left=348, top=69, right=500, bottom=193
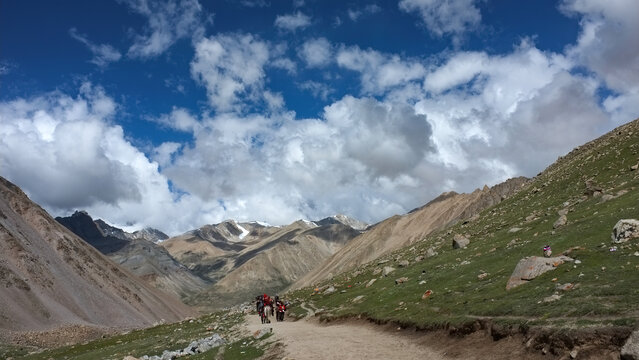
left=611, top=219, right=639, bottom=244
left=506, top=256, right=573, bottom=290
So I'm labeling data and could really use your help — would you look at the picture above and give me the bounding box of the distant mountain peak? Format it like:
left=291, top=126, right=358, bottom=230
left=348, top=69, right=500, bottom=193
left=315, top=214, right=369, bottom=231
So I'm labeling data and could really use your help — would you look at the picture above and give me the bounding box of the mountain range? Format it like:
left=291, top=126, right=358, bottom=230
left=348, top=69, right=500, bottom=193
left=0, top=176, right=193, bottom=339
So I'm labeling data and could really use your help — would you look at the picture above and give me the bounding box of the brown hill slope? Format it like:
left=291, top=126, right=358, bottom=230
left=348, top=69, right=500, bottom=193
left=293, top=177, right=528, bottom=288
left=56, top=211, right=209, bottom=299
left=190, top=221, right=360, bottom=308
left=0, top=176, right=194, bottom=335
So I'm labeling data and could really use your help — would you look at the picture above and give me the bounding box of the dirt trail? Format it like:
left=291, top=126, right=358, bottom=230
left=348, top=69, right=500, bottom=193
left=245, top=314, right=446, bottom=359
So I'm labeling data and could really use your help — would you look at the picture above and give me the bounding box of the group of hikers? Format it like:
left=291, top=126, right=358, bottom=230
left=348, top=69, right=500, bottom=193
left=255, top=293, right=288, bottom=324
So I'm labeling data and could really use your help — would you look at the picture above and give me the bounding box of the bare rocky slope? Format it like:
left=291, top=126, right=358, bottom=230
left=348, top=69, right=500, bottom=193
left=0, top=176, right=194, bottom=335
left=56, top=211, right=209, bottom=299
left=162, top=219, right=362, bottom=308
left=293, top=176, right=529, bottom=288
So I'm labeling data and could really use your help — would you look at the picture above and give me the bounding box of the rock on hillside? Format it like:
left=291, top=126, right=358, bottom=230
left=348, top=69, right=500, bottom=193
left=56, top=212, right=208, bottom=299
left=293, top=177, right=528, bottom=289
left=0, top=176, right=193, bottom=335
left=186, top=220, right=361, bottom=309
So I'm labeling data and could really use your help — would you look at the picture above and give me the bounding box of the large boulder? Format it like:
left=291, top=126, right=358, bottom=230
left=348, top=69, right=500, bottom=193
left=612, top=219, right=639, bottom=244
left=553, top=214, right=567, bottom=229
left=452, top=234, right=470, bottom=249
left=622, top=329, right=639, bottom=360
left=506, top=256, right=573, bottom=290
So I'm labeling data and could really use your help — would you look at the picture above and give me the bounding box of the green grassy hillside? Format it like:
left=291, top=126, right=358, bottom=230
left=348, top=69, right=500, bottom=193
left=2, top=311, right=270, bottom=360
left=287, top=119, right=639, bottom=332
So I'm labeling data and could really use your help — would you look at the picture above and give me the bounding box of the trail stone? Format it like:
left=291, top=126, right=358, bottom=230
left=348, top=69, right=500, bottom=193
left=622, top=329, right=639, bottom=360
left=611, top=219, right=639, bottom=243
left=253, top=327, right=272, bottom=339
left=506, top=256, right=574, bottom=290
left=553, top=215, right=567, bottom=229
left=366, top=278, right=377, bottom=287
left=452, top=234, right=470, bottom=249
left=543, top=294, right=562, bottom=302
left=383, top=266, right=396, bottom=276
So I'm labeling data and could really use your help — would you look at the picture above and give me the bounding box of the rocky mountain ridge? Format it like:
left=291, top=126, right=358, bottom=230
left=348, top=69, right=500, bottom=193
left=56, top=211, right=209, bottom=299
left=0, top=176, right=193, bottom=336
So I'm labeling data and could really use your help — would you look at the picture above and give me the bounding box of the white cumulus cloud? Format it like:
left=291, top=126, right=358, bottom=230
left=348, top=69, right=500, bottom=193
left=123, top=0, right=208, bottom=58
left=190, top=33, right=270, bottom=112
left=298, top=37, right=332, bottom=68
left=399, top=0, right=481, bottom=45
left=274, top=12, right=311, bottom=32
left=337, top=45, right=426, bottom=94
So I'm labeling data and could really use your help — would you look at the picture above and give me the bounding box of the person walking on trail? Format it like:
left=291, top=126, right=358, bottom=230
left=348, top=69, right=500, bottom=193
left=276, top=298, right=286, bottom=322
left=256, top=295, right=265, bottom=323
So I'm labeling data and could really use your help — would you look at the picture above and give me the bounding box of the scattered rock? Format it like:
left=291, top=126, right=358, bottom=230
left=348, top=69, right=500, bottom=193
left=556, top=283, right=575, bottom=291
left=253, top=328, right=272, bottom=339
left=477, top=273, right=488, bottom=280
left=395, top=277, right=409, bottom=285
left=452, top=234, right=470, bottom=249
left=584, top=179, right=603, bottom=196
left=383, top=266, right=396, bottom=277
left=414, top=256, right=424, bottom=262
left=419, top=280, right=427, bottom=285
left=553, top=214, right=567, bottom=229
left=600, top=194, right=615, bottom=203
left=352, top=295, right=365, bottom=303
left=372, top=268, right=382, bottom=276
left=426, top=247, right=438, bottom=257
left=140, top=334, right=226, bottom=359
left=323, top=286, right=336, bottom=295
left=543, top=294, right=562, bottom=302
left=123, top=356, right=139, bottom=360
left=611, top=219, right=639, bottom=243
left=506, top=256, right=574, bottom=290
left=570, top=349, right=578, bottom=359
left=508, top=227, right=522, bottom=233
left=622, top=329, right=639, bottom=360
left=366, top=279, right=377, bottom=288
left=378, top=259, right=389, bottom=265
left=558, top=208, right=569, bottom=216
left=398, top=260, right=410, bottom=267
left=421, top=290, right=433, bottom=299
left=561, top=246, right=584, bottom=256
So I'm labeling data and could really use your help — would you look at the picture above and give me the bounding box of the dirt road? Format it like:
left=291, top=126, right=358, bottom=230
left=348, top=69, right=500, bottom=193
left=245, top=313, right=446, bottom=359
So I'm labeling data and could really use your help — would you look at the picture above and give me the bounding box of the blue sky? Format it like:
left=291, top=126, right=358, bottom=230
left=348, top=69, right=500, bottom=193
left=1, top=0, right=638, bottom=235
